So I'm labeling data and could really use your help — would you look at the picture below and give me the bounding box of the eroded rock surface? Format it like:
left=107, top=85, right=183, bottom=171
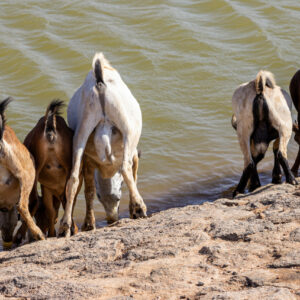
left=0, top=183, right=299, bottom=299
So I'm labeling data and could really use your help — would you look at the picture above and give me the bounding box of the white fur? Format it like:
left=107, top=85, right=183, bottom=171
left=59, top=53, right=146, bottom=236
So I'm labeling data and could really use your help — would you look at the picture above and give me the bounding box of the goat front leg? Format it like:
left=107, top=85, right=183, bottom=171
left=81, top=156, right=96, bottom=232
left=268, top=110, right=297, bottom=185
left=121, top=160, right=147, bottom=219
left=59, top=115, right=98, bottom=237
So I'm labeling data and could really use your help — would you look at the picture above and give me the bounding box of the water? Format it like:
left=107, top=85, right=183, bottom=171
left=0, top=1, right=300, bottom=234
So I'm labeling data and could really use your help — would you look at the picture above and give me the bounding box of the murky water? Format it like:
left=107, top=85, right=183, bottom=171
left=0, top=0, right=300, bottom=238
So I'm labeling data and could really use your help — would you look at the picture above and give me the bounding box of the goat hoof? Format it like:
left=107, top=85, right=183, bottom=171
left=2, top=240, right=13, bottom=250
left=106, top=216, right=118, bottom=224
left=286, top=176, right=298, bottom=186
left=28, top=231, right=35, bottom=242
left=232, top=189, right=245, bottom=198
left=272, top=176, right=282, bottom=184
left=249, top=183, right=261, bottom=193
left=292, top=179, right=298, bottom=185
left=81, top=222, right=95, bottom=232
left=232, top=189, right=238, bottom=198
left=58, top=223, right=71, bottom=238
left=71, top=223, right=79, bottom=235
left=130, top=203, right=147, bottom=219
left=291, top=170, right=298, bottom=177
left=13, top=233, right=23, bottom=245
left=35, top=232, right=45, bottom=241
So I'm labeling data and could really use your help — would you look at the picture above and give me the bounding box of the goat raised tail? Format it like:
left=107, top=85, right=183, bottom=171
left=0, top=97, right=12, bottom=141
left=44, top=99, right=65, bottom=143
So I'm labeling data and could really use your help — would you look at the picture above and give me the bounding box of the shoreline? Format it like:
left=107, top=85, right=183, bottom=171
left=0, top=182, right=299, bottom=299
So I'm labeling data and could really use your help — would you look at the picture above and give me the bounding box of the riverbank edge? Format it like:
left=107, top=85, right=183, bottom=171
left=0, top=182, right=299, bottom=299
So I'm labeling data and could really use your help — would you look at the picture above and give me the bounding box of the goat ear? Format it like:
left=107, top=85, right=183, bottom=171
left=266, top=78, right=274, bottom=89
left=293, top=121, right=299, bottom=132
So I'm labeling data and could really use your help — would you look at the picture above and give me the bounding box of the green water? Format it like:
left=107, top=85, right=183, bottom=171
left=0, top=1, right=300, bottom=229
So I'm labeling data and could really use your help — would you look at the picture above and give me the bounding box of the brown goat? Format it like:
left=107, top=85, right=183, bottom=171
left=0, top=98, right=44, bottom=248
left=15, top=100, right=81, bottom=241
left=289, top=70, right=300, bottom=176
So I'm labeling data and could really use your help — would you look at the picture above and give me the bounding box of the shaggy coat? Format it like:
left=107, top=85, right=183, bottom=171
left=231, top=70, right=297, bottom=197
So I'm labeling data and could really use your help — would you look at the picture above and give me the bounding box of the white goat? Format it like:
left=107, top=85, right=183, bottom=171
left=59, top=53, right=146, bottom=236
left=231, top=70, right=297, bottom=197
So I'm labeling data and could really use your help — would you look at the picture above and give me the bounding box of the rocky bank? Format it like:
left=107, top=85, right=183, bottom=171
left=0, top=182, right=299, bottom=299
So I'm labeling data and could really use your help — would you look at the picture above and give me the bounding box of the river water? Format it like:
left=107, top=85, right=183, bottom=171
left=0, top=1, right=300, bottom=230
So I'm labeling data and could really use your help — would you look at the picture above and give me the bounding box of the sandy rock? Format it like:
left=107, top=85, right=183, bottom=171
left=0, top=182, right=299, bottom=299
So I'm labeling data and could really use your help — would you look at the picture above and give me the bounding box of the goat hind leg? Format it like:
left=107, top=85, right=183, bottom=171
left=291, top=147, right=300, bottom=177
left=14, top=181, right=40, bottom=244
left=272, top=138, right=282, bottom=183
left=268, top=109, right=297, bottom=185
left=277, top=135, right=297, bottom=185
left=17, top=182, right=45, bottom=241
left=249, top=153, right=264, bottom=192
left=59, top=115, right=98, bottom=237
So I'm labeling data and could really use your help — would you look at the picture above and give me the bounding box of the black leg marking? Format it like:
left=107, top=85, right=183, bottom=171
left=272, top=148, right=282, bottom=184
left=233, top=162, right=255, bottom=197
left=291, top=147, right=300, bottom=177
left=278, top=151, right=298, bottom=185
left=249, top=154, right=264, bottom=192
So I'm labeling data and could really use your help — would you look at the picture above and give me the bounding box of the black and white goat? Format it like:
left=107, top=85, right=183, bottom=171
left=289, top=69, right=300, bottom=176
left=231, top=70, right=297, bottom=197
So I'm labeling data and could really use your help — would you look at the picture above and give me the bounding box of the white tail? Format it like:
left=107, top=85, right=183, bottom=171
left=255, top=70, right=276, bottom=94
left=94, top=123, right=115, bottom=164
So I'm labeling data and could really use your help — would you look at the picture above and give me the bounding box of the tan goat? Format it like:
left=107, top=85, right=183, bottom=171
left=231, top=70, right=297, bottom=197
left=0, top=98, right=44, bottom=248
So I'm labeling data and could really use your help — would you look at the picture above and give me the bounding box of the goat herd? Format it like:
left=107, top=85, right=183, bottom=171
left=0, top=53, right=300, bottom=250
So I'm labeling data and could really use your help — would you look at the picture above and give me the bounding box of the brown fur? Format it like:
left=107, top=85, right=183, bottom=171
left=289, top=70, right=300, bottom=176
left=15, top=101, right=81, bottom=241
left=0, top=99, right=44, bottom=247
